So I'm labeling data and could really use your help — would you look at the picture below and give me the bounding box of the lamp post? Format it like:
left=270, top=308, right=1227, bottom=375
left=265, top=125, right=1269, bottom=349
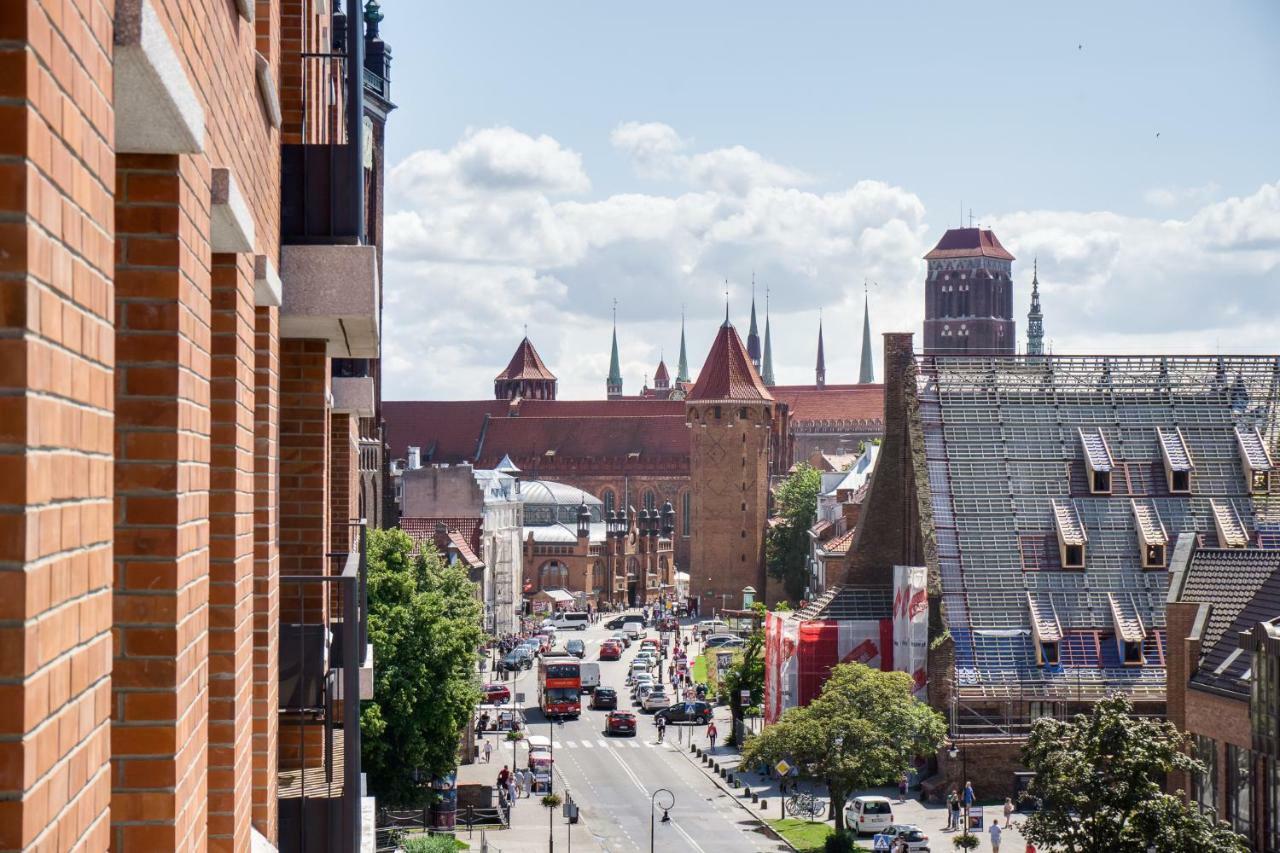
left=948, top=741, right=968, bottom=830
left=649, top=787, right=674, bottom=853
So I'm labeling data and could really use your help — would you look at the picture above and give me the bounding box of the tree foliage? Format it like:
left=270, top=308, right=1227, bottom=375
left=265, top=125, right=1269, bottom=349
left=767, top=464, right=822, bottom=602
left=717, top=604, right=766, bottom=745
left=741, top=663, right=945, bottom=830
left=361, top=528, right=486, bottom=807
left=1020, top=694, right=1248, bottom=853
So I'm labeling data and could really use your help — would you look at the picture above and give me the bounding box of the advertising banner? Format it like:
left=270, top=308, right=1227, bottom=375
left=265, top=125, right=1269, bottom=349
left=893, top=565, right=929, bottom=697
left=796, top=618, right=889, bottom=707
left=763, top=611, right=800, bottom=724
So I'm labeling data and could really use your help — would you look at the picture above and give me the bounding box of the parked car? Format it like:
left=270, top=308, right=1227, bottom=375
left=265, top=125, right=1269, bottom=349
left=845, top=796, right=894, bottom=836
left=704, top=634, right=745, bottom=649
left=502, top=649, right=533, bottom=671
left=550, top=611, right=590, bottom=631
left=482, top=683, right=511, bottom=705
left=599, top=641, right=623, bottom=661
left=591, top=688, right=618, bottom=710
left=566, top=639, right=586, bottom=658
left=633, top=652, right=657, bottom=669
left=629, top=672, right=654, bottom=692
left=605, top=711, right=637, bottom=736
left=642, top=689, right=672, bottom=712
left=697, top=619, right=730, bottom=634
left=882, top=824, right=930, bottom=852
left=629, top=662, right=651, bottom=682
left=635, top=684, right=656, bottom=704
left=653, top=701, right=713, bottom=725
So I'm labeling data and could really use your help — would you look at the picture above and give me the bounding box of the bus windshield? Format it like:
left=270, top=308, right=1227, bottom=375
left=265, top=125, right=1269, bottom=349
left=544, top=664, right=579, bottom=679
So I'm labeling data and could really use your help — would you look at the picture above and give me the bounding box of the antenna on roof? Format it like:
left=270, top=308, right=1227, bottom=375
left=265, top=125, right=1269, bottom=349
left=724, top=280, right=730, bottom=326
left=968, top=209, right=974, bottom=228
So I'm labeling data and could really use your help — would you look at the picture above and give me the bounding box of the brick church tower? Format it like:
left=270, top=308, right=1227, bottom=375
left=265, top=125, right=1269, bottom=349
left=687, top=318, right=773, bottom=612
left=923, top=228, right=1016, bottom=355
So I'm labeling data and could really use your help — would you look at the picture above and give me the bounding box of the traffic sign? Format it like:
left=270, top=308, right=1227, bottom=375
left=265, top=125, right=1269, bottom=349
left=740, top=690, right=750, bottom=706
left=774, top=760, right=791, bottom=777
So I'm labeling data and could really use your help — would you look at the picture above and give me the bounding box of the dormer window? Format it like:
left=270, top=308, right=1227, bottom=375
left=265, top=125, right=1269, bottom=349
left=1053, top=500, right=1087, bottom=569
left=1236, top=426, right=1274, bottom=493
left=1108, top=592, right=1147, bottom=667
left=1211, top=499, right=1249, bottom=548
left=1131, top=500, right=1168, bottom=570
left=1157, top=427, right=1194, bottom=494
left=1028, top=592, right=1063, bottom=668
left=1078, top=427, right=1114, bottom=495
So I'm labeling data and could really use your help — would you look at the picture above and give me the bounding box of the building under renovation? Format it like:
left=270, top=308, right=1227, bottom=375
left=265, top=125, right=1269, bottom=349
left=845, top=333, right=1280, bottom=794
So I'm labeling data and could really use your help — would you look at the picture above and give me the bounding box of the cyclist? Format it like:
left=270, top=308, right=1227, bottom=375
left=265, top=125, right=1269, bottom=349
left=656, top=716, right=667, bottom=743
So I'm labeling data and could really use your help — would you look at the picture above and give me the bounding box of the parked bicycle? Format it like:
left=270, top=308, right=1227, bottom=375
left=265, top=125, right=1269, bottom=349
left=784, top=791, right=824, bottom=820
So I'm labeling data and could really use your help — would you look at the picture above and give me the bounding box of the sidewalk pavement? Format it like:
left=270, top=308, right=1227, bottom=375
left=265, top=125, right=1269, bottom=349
left=681, top=701, right=1027, bottom=853
left=455, top=733, right=604, bottom=853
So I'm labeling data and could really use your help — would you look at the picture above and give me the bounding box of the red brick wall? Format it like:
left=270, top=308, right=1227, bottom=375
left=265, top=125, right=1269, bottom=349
left=0, top=2, right=116, bottom=848
left=330, top=412, right=358, bottom=553
left=208, top=254, right=256, bottom=851
left=279, top=339, right=330, bottom=588
left=252, top=306, right=280, bottom=836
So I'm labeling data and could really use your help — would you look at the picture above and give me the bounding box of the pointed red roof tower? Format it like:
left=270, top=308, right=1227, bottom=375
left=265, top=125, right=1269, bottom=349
left=495, top=337, right=558, bottom=400
left=688, top=321, right=773, bottom=402
left=654, top=359, right=671, bottom=391
left=923, top=227, right=1017, bottom=356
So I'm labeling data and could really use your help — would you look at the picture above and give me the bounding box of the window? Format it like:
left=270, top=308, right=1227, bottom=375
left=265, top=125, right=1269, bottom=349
left=602, top=489, right=615, bottom=515
left=681, top=492, right=691, bottom=537
left=1064, top=544, right=1084, bottom=568
left=1040, top=641, right=1059, bottom=666
left=1228, top=743, right=1253, bottom=838
left=1192, top=735, right=1219, bottom=818
left=643, top=491, right=656, bottom=512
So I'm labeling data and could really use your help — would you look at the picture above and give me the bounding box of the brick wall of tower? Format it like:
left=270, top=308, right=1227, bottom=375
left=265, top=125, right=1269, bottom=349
left=252, top=306, right=280, bottom=837
left=0, top=2, right=116, bottom=848
left=330, top=412, right=358, bottom=553
left=687, top=403, right=770, bottom=609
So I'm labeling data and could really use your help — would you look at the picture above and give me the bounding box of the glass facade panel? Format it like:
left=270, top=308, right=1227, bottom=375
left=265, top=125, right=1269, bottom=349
left=1228, top=743, right=1253, bottom=839
left=1192, top=734, right=1218, bottom=818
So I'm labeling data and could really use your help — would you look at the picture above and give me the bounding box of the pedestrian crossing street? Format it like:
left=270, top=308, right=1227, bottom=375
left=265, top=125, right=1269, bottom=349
left=552, top=739, right=672, bottom=751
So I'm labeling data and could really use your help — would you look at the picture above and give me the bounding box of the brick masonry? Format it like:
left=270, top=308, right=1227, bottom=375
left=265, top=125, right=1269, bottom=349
left=252, top=306, right=280, bottom=838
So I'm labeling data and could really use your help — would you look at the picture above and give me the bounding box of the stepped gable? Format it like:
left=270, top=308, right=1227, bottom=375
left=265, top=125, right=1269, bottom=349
left=688, top=322, right=773, bottom=402
left=496, top=336, right=556, bottom=381
left=908, top=353, right=1280, bottom=702
left=923, top=227, right=1015, bottom=261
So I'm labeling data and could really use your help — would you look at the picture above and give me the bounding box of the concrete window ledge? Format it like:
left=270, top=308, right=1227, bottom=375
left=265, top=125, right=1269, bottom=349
left=114, top=0, right=205, bottom=153
left=280, top=244, right=380, bottom=358
left=254, top=255, right=282, bottom=307
left=256, top=52, right=282, bottom=130
left=211, top=168, right=255, bottom=253
left=333, top=375, right=376, bottom=418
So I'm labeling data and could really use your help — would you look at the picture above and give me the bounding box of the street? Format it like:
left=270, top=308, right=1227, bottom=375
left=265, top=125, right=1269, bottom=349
left=499, top=619, right=788, bottom=853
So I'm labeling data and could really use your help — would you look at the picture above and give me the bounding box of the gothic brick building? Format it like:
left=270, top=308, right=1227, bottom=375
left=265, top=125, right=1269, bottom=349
left=922, top=227, right=1017, bottom=355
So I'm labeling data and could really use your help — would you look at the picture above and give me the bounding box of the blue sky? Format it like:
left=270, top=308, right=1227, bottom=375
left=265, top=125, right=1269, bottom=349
left=375, top=1, right=1280, bottom=399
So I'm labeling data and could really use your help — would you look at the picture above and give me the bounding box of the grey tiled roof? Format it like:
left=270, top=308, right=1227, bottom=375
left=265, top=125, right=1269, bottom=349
left=1177, top=548, right=1280, bottom=653
left=795, top=586, right=893, bottom=621
left=1191, top=565, right=1280, bottom=696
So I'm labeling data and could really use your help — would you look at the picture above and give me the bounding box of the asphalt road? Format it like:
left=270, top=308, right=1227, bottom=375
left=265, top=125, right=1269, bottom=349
left=506, top=618, right=788, bottom=853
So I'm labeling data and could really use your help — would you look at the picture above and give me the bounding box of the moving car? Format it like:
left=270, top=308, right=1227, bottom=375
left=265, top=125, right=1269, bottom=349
left=635, top=683, right=656, bottom=704
left=605, top=711, right=637, bottom=736
left=550, top=611, right=590, bottom=631
left=610, top=631, right=631, bottom=648
left=604, top=616, right=631, bottom=630
left=591, top=687, right=618, bottom=710
left=704, top=634, right=745, bottom=649
left=599, top=641, right=622, bottom=661
left=881, top=824, right=930, bottom=852
left=653, top=701, right=713, bottom=725
left=502, top=649, right=534, bottom=671
left=482, top=683, right=511, bottom=705
left=845, top=796, right=894, bottom=836
left=579, top=662, right=600, bottom=694
left=623, top=620, right=645, bottom=640
left=642, top=688, right=672, bottom=712
left=633, top=652, right=656, bottom=669
left=629, top=662, right=651, bottom=682
left=697, top=619, right=730, bottom=634
left=565, top=639, right=586, bottom=658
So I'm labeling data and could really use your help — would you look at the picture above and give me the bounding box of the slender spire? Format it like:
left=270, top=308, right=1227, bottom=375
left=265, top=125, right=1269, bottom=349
left=815, top=312, right=827, bottom=389
left=1027, top=257, right=1045, bottom=357
left=761, top=286, right=775, bottom=386
left=676, top=307, right=690, bottom=383
left=746, top=273, right=762, bottom=370
left=723, top=280, right=730, bottom=327
left=858, top=286, right=874, bottom=384
left=607, top=299, right=623, bottom=398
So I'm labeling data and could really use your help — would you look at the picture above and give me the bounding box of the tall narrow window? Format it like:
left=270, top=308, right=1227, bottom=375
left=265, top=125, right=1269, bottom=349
left=1193, top=735, right=1219, bottom=819
left=681, top=492, right=691, bottom=537
left=602, top=489, right=615, bottom=515
left=644, top=490, right=656, bottom=512
left=1228, top=743, right=1253, bottom=838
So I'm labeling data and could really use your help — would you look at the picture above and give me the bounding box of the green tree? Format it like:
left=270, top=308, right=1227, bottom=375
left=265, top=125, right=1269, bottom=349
left=718, top=604, right=765, bottom=746
left=766, top=463, right=822, bottom=602
left=741, top=663, right=945, bottom=830
left=1021, top=694, right=1248, bottom=853
left=361, top=528, right=486, bottom=807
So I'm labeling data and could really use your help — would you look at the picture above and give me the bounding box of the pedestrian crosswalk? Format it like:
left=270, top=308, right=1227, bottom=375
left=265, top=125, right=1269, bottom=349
left=551, top=739, right=667, bottom=750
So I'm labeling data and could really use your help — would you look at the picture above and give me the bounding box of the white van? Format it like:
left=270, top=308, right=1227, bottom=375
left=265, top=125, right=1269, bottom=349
left=578, top=662, right=600, bottom=694
left=551, top=612, right=590, bottom=631
left=623, top=620, right=644, bottom=639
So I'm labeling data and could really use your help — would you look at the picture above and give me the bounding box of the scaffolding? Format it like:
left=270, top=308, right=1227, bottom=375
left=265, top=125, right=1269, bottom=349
left=918, top=354, right=1280, bottom=701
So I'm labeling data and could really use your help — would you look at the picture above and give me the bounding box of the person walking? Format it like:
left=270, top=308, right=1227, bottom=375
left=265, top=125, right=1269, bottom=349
left=1002, top=796, right=1015, bottom=827
left=898, top=773, right=909, bottom=802
left=507, top=774, right=518, bottom=806
left=988, top=821, right=1002, bottom=853
left=946, top=790, right=959, bottom=830
left=707, top=720, right=718, bottom=751
left=483, top=739, right=493, bottom=764
left=656, top=716, right=666, bottom=743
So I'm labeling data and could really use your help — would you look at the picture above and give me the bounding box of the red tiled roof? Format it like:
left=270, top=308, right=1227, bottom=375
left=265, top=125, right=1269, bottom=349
left=477, top=415, right=688, bottom=465
left=923, top=227, right=1015, bottom=261
left=822, top=528, right=856, bottom=556
left=399, top=517, right=483, bottom=557
left=654, top=360, right=670, bottom=385
left=445, top=530, right=484, bottom=569
left=770, top=384, right=884, bottom=425
left=383, top=400, right=506, bottom=461
left=495, top=337, right=556, bottom=382
left=517, top=399, right=684, bottom=417
left=688, top=323, right=773, bottom=402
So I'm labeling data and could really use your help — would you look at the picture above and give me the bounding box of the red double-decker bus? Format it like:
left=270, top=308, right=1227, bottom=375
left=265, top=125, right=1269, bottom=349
left=539, top=654, right=581, bottom=718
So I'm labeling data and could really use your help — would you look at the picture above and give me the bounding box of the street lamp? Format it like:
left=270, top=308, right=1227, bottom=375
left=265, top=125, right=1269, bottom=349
left=649, top=787, right=674, bottom=853
left=947, top=741, right=968, bottom=830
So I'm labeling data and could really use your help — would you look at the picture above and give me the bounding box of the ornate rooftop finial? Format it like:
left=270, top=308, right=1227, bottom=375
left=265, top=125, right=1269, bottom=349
left=723, top=280, right=730, bottom=328
left=363, top=0, right=383, bottom=36
left=1027, top=257, right=1045, bottom=357
left=858, top=284, right=875, bottom=384
left=676, top=306, right=691, bottom=384
left=761, top=285, right=776, bottom=386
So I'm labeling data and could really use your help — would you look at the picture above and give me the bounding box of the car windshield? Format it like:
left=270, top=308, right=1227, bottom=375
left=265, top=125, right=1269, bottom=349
left=861, top=801, right=892, bottom=815
left=567, top=641, right=584, bottom=650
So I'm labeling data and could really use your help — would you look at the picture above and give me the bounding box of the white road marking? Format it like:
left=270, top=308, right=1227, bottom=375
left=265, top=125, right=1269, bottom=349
left=596, top=739, right=609, bottom=749
left=628, top=741, right=640, bottom=749
left=581, top=740, right=593, bottom=748
left=553, top=741, right=562, bottom=749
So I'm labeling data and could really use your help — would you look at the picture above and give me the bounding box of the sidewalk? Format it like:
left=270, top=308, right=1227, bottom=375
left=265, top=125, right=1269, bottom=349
left=456, top=734, right=604, bottom=853
left=679, top=702, right=1026, bottom=852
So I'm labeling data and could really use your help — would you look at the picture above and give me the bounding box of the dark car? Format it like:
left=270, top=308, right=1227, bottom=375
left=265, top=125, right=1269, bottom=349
left=482, top=683, right=511, bottom=704
left=604, top=616, right=630, bottom=630
left=591, top=687, right=618, bottom=710
left=605, top=711, right=637, bottom=736
left=653, top=701, right=713, bottom=725
left=501, top=649, right=533, bottom=671
left=566, top=639, right=586, bottom=658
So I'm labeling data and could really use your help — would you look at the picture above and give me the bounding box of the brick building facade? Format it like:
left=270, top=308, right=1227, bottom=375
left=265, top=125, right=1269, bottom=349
left=0, top=0, right=390, bottom=849
left=922, top=227, right=1017, bottom=356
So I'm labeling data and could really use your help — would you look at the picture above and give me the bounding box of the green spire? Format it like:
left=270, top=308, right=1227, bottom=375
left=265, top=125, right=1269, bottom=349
left=676, top=308, right=690, bottom=383
left=858, top=290, right=875, bottom=384
left=762, top=291, right=776, bottom=386
left=607, top=301, right=622, bottom=397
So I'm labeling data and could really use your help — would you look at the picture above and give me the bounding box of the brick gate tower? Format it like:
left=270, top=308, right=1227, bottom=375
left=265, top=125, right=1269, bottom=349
left=687, top=318, right=773, bottom=613
left=923, top=227, right=1017, bottom=355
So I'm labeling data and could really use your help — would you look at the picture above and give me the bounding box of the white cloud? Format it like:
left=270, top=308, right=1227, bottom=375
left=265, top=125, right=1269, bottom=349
left=1143, top=182, right=1220, bottom=208
left=382, top=123, right=1280, bottom=400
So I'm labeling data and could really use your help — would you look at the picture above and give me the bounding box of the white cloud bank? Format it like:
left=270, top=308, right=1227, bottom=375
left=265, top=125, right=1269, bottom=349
left=382, top=124, right=1280, bottom=400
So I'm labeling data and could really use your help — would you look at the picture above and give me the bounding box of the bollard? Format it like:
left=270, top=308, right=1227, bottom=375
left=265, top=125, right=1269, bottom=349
left=760, top=799, right=768, bottom=811
left=751, top=792, right=758, bottom=803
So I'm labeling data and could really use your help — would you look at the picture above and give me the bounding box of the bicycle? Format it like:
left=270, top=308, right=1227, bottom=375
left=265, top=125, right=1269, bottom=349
left=784, top=791, right=824, bottom=821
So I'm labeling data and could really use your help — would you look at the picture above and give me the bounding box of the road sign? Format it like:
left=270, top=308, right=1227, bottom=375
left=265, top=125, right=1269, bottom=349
left=514, top=692, right=525, bottom=704
left=774, top=760, right=791, bottom=777
left=740, top=690, right=750, bottom=706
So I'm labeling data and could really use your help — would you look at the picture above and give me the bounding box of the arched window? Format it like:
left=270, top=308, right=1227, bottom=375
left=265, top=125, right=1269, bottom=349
left=538, top=561, right=568, bottom=590
left=643, top=490, right=656, bottom=512
left=602, top=489, right=616, bottom=515
left=681, top=491, right=691, bottom=537
left=591, top=561, right=607, bottom=594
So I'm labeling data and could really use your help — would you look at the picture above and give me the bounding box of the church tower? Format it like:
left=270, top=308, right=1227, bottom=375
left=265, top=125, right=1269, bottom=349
left=746, top=288, right=762, bottom=371
left=923, top=227, right=1016, bottom=355
left=495, top=337, right=557, bottom=400
left=1026, top=258, right=1045, bottom=357
left=815, top=317, right=827, bottom=389
left=676, top=311, right=691, bottom=385
left=761, top=294, right=776, bottom=386
left=858, top=292, right=875, bottom=384
left=607, top=313, right=623, bottom=398
left=687, top=318, right=773, bottom=611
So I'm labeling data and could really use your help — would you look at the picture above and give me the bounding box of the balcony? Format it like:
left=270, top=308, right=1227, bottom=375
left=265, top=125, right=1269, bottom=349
left=280, top=244, right=380, bottom=357
left=278, top=522, right=372, bottom=853
left=332, top=376, right=375, bottom=417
